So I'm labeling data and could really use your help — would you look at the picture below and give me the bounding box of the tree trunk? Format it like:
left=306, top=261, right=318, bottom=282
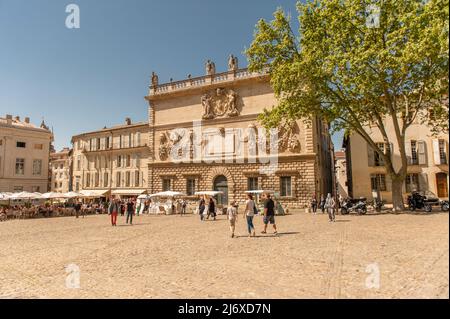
left=391, top=176, right=405, bottom=212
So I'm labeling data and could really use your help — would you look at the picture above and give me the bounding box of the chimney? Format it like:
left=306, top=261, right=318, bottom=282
left=24, top=117, right=30, bottom=124
left=6, top=114, right=12, bottom=125
left=14, top=116, right=20, bottom=122
left=125, top=117, right=131, bottom=125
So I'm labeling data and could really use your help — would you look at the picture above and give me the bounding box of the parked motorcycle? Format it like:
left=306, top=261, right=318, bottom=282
left=340, top=198, right=367, bottom=215
left=373, top=199, right=384, bottom=212
left=441, top=200, right=449, bottom=212
left=407, top=191, right=439, bottom=212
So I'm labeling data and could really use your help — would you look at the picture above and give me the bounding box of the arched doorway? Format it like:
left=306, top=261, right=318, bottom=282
left=436, top=173, right=448, bottom=198
left=213, top=175, right=228, bottom=206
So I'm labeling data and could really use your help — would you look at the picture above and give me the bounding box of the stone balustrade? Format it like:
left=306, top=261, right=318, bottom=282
left=149, top=68, right=268, bottom=96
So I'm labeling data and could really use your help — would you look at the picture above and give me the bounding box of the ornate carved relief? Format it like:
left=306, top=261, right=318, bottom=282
left=201, top=88, right=240, bottom=120
left=278, top=120, right=301, bottom=153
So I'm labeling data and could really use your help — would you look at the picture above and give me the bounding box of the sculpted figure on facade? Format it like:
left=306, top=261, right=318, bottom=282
left=205, top=60, right=216, bottom=76
left=201, top=88, right=240, bottom=120
left=228, top=54, right=238, bottom=71
left=278, top=120, right=301, bottom=153
left=159, top=133, right=170, bottom=160
left=151, top=71, right=159, bottom=87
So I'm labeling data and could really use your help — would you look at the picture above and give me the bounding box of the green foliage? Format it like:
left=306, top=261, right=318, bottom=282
left=246, top=0, right=449, bottom=136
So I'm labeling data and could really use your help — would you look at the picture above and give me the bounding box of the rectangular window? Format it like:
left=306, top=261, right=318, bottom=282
left=15, top=158, right=25, bottom=175
left=162, top=179, right=171, bottom=191
left=104, top=172, right=109, bottom=188
left=32, top=186, right=40, bottom=192
left=411, top=141, right=418, bottom=165
left=34, top=144, right=43, bottom=150
left=247, top=177, right=258, bottom=191
left=32, top=159, right=42, bottom=175
left=13, top=186, right=23, bottom=192
left=371, top=174, right=387, bottom=191
left=95, top=173, right=99, bottom=187
left=375, top=143, right=385, bottom=167
left=117, top=155, right=122, bottom=168
left=16, top=141, right=26, bottom=148
left=439, top=140, right=447, bottom=165
left=86, top=173, right=90, bottom=187
left=116, top=172, right=121, bottom=187
left=186, top=178, right=196, bottom=196
left=135, top=171, right=140, bottom=187
left=126, top=155, right=131, bottom=167
left=125, top=172, right=131, bottom=187
left=405, top=174, right=420, bottom=193
left=77, top=156, right=81, bottom=170
left=280, top=177, right=292, bottom=197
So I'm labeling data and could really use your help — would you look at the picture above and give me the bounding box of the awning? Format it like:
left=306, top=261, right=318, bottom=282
left=80, top=190, right=110, bottom=198
left=111, top=189, right=147, bottom=196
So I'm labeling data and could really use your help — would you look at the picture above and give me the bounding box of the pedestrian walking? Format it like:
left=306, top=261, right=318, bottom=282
left=199, top=198, right=206, bottom=221
left=261, top=194, right=277, bottom=235
left=74, top=202, right=81, bottom=218
left=108, top=198, right=120, bottom=226
left=311, top=195, right=318, bottom=214
left=207, top=198, right=216, bottom=220
left=126, top=198, right=135, bottom=225
left=244, top=194, right=256, bottom=237
left=227, top=201, right=238, bottom=238
left=180, top=199, right=187, bottom=216
left=319, top=194, right=326, bottom=214
left=325, top=193, right=336, bottom=222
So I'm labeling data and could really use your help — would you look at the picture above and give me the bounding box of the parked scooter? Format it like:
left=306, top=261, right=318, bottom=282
left=341, top=198, right=367, bottom=215
left=407, top=191, right=437, bottom=213
left=441, top=200, right=449, bottom=212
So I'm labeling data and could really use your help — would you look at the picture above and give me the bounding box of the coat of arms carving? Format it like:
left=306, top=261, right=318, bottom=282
left=201, top=88, right=239, bottom=120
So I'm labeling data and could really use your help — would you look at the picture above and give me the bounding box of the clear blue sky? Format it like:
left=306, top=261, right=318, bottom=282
left=0, top=0, right=344, bottom=151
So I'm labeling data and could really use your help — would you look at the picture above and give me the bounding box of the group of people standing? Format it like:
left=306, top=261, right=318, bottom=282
left=226, top=193, right=278, bottom=238
left=311, top=193, right=336, bottom=223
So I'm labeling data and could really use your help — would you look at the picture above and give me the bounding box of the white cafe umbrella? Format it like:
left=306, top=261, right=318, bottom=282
left=42, top=192, right=65, bottom=199
left=0, top=193, right=10, bottom=200
left=150, top=191, right=185, bottom=198
left=64, top=191, right=83, bottom=199
left=9, top=191, right=36, bottom=199
left=194, top=191, right=224, bottom=196
left=137, top=194, right=149, bottom=199
left=245, top=190, right=275, bottom=194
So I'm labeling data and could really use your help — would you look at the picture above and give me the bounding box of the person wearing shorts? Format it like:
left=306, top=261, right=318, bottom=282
left=262, top=194, right=277, bottom=235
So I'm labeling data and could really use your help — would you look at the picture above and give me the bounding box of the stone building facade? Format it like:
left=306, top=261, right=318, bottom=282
left=50, top=147, right=72, bottom=193
left=0, top=114, right=53, bottom=193
left=344, top=118, right=449, bottom=202
left=145, top=64, right=334, bottom=209
left=71, top=119, right=150, bottom=197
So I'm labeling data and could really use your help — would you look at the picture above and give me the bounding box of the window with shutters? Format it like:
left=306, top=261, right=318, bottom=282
left=439, top=140, right=447, bottom=165
left=374, top=143, right=385, bottom=166
left=86, top=173, right=90, bottom=187
left=104, top=172, right=109, bottom=188
left=15, top=158, right=25, bottom=175
left=32, top=159, right=42, bottom=175
left=405, top=174, right=420, bottom=193
left=411, top=141, right=418, bottom=165
left=94, top=173, right=99, bottom=187
left=126, top=155, right=131, bottom=167
left=370, top=174, right=387, bottom=191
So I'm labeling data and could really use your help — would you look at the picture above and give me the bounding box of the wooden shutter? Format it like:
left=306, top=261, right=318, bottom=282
left=418, top=140, right=427, bottom=165
left=418, top=173, right=429, bottom=192
left=433, top=139, right=441, bottom=165
left=367, top=143, right=375, bottom=167
left=405, top=141, right=412, bottom=165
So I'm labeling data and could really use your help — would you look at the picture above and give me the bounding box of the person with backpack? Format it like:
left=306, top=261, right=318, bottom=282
left=244, top=194, right=257, bottom=237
